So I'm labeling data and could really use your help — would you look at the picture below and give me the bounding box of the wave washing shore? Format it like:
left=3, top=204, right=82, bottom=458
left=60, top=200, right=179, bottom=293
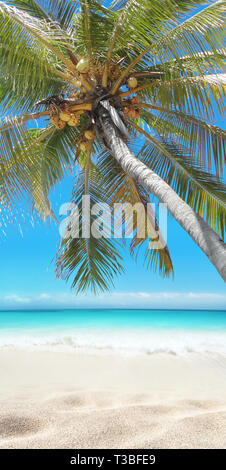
left=0, top=308, right=226, bottom=356
left=0, top=309, right=226, bottom=448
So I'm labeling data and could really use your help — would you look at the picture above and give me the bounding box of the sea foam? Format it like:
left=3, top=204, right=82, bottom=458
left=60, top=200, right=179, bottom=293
left=0, top=326, right=226, bottom=356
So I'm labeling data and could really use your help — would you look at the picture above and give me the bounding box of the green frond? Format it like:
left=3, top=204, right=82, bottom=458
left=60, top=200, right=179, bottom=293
left=70, top=1, right=116, bottom=57
left=29, top=125, right=79, bottom=218
left=148, top=0, right=226, bottom=66
left=0, top=124, right=55, bottom=226
left=151, top=48, right=226, bottom=78
left=128, top=180, right=173, bottom=276
left=81, top=1, right=92, bottom=60
left=8, top=0, right=80, bottom=29
left=140, top=138, right=226, bottom=237
left=0, top=2, right=75, bottom=71
left=0, top=121, right=78, bottom=223
left=0, top=2, right=73, bottom=114
left=56, top=172, right=124, bottom=293
left=109, top=0, right=217, bottom=61
left=110, top=0, right=226, bottom=93
left=0, top=121, right=29, bottom=207
left=0, top=54, right=64, bottom=116
left=96, top=149, right=174, bottom=278
left=7, top=0, right=52, bottom=21
left=140, top=106, right=226, bottom=178
left=134, top=73, right=226, bottom=123
left=103, top=0, right=140, bottom=69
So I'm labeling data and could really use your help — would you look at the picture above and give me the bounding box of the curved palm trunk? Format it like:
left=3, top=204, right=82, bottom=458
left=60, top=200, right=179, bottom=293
left=98, top=108, right=226, bottom=282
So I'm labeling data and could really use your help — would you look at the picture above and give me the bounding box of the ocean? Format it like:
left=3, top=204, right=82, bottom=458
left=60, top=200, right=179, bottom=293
left=0, top=308, right=226, bottom=355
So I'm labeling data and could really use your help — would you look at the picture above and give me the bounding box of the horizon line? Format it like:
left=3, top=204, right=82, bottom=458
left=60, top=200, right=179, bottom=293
left=0, top=307, right=225, bottom=312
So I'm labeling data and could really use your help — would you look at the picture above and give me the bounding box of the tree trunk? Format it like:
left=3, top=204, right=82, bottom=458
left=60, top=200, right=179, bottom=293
left=98, top=107, right=226, bottom=282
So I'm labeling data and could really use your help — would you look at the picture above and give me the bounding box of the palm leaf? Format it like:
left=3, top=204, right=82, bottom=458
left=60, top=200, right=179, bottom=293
left=70, top=1, right=116, bottom=58
left=150, top=48, right=226, bottom=78
left=56, top=171, right=124, bottom=293
left=9, top=0, right=80, bottom=29
left=81, top=0, right=92, bottom=60
left=148, top=0, right=226, bottom=63
left=0, top=121, right=77, bottom=223
left=129, top=73, right=226, bottom=123
left=138, top=136, right=226, bottom=237
left=8, top=0, right=80, bottom=29
left=139, top=105, right=226, bottom=178
left=0, top=2, right=75, bottom=72
left=96, top=149, right=174, bottom=277
left=111, top=0, right=226, bottom=93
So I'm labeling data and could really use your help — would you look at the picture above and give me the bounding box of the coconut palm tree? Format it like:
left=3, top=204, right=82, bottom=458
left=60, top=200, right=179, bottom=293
left=0, top=0, right=226, bottom=292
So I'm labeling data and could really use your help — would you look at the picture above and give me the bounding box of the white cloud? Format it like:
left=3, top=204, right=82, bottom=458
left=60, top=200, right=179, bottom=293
left=0, top=291, right=225, bottom=309
left=37, top=293, right=52, bottom=300
left=4, top=294, right=31, bottom=304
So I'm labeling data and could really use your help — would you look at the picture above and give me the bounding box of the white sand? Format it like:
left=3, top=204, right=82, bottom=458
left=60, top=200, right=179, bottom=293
left=0, top=349, right=226, bottom=448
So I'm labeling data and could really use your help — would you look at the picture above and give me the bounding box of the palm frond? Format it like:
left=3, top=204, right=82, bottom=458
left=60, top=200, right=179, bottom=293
left=0, top=2, right=75, bottom=72
left=0, top=124, right=55, bottom=226
left=151, top=48, right=226, bottom=78
left=8, top=0, right=80, bottom=29
left=81, top=0, right=92, bottom=60
left=130, top=73, right=226, bottom=123
left=96, top=149, right=174, bottom=277
left=102, top=0, right=139, bottom=86
left=0, top=121, right=78, bottom=224
left=138, top=135, right=226, bottom=237
left=6, top=0, right=80, bottom=29
left=139, top=105, right=226, bottom=178
left=56, top=172, right=124, bottom=293
left=148, top=0, right=226, bottom=64
left=70, top=1, right=116, bottom=58
left=111, top=0, right=226, bottom=93
left=7, top=0, right=52, bottom=21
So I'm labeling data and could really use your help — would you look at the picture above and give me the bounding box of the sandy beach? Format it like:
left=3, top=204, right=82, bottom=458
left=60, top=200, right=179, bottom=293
left=0, top=349, right=226, bottom=448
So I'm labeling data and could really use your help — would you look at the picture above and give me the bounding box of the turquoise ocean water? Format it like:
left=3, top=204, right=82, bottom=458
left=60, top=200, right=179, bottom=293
left=0, top=309, right=226, bottom=355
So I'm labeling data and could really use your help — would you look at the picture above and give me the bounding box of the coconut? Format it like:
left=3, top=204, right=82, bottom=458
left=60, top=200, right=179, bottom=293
left=68, top=115, right=79, bottom=127
left=127, top=108, right=137, bottom=118
left=76, top=58, right=90, bottom=74
left=71, top=79, right=82, bottom=88
left=131, top=96, right=140, bottom=105
left=123, top=107, right=129, bottom=115
left=50, top=114, right=59, bottom=126
left=59, top=111, right=71, bottom=122
left=84, top=130, right=94, bottom=140
left=127, top=77, right=138, bottom=89
left=80, top=141, right=88, bottom=151
left=57, top=119, right=66, bottom=130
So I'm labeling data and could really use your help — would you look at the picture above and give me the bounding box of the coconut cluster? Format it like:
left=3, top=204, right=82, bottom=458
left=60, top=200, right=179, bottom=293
left=122, top=96, right=141, bottom=119
left=50, top=110, right=80, bottom=129
left=80, top=130, right=95, bottom=151
left=47, top=54, right=141, bottom=147
left=66, top=54, right=139, bottom=91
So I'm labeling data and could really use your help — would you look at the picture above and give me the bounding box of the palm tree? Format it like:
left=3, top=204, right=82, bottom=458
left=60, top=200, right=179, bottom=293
left=0, top=0, right=226, bottom=292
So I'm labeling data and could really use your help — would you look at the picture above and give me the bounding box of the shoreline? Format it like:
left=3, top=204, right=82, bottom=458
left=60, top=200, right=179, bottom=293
left=0, top=349, right=226, bottom=448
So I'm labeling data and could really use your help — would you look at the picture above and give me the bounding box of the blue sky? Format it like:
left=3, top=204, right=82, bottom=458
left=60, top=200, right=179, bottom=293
left=0, top=0, right=225, bottom=310
left=0, top=170, right=225, bottom=310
